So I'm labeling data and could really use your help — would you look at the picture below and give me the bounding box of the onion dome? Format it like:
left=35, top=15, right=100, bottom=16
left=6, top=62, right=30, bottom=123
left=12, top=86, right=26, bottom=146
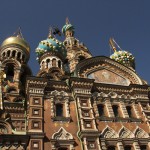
left=1, top=36, right=30, bottom=53
left=62, top=18, right=75, bottom=36
left=110, top=50, right=135, bottom=69
left=62, top=23, right=75, bottom=35
left=35, top=33, right=67, bottom=62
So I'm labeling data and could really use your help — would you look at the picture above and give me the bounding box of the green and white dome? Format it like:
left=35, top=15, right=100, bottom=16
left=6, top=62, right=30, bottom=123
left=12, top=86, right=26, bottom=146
left=35, top=34, right=67, bottom=62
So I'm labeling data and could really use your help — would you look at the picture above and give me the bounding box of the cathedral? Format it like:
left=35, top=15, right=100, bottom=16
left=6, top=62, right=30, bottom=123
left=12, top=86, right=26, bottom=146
left=0, top=19, right=150, bottom=150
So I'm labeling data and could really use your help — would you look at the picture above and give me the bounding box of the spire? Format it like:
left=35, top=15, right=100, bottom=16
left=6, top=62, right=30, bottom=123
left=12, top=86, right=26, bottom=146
left=66, top=17, right=70, bottom=24
left=48, top=26, right=54, bottom=38
left=13, top=27, right=24, bottom=39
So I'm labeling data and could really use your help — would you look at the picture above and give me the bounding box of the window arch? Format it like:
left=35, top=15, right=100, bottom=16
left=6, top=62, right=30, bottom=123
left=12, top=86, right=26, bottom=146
left=78, top=55, right=85, bottom=62
left=126, top=106, right=133, bottom=118
left=17, top=52, right=21, bottom=60
left=6, top=64, right=14, bottom=82
left=46, top=59, right=50, bottom=68
left=107, top=146, right=116, bottom=150
left=112, top=105, right=119, bottom=117
left=7, top=50, right=10, bottom=57
left=97, top=104, right=105, bottom=117
left=58, top=60, right=61, bottom=68
left=52, top=58, right=57, bottom=67
left=51, top=127, right=74, bottom=149
left=12, top=50, right=16, bottom=58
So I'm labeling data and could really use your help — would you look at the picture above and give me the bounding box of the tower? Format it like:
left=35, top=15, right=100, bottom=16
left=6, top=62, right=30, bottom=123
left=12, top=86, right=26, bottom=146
left=36, top=28, right=67, bottom=80
left=0, top=29, right=31, bottom=149
left=62, top=19, right=92, bottom=73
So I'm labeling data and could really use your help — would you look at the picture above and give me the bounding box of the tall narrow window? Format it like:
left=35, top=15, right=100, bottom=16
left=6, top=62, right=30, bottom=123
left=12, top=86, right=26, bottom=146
left=97, top=104, right=104, bottom=117
left=112, top=105, right=119, bottom=117
left=12, top=51, right=16, bottom=57
left=52, top=58, right=57, bottom=67
left=58, top=148, right=68, bottom=150
left=56, top=104, right=63, bottom=117
left=58, top=60, right=61, bottom=68
left=17, top=52, right=21, bottom=60
left=140, top=145, right=146, bottom=150
left=108, top=146, right=116, bottom=150
left=124, top=146, right=132, bottom=150
left=6, top=64, right=14, bottom=82
left=126, top=106, right=133, bottom=118
left=46, top=59, right=50, bottom=68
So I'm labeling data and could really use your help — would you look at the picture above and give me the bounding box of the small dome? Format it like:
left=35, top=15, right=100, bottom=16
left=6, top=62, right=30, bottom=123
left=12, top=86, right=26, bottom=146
left=110, top=50, right=135, bottom=68
left=35, top=35, right=67, bottom=61
left=1, top=36, right=30, bottom=53
left=62, top=23, right=74, bottom=35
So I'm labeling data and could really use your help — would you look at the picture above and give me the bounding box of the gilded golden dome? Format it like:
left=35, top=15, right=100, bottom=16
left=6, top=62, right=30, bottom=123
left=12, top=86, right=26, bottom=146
left=1, top=36, right=30, bottom=53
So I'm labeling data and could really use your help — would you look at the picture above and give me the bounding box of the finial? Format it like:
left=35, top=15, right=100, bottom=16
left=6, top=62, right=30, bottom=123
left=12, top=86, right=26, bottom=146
left=13, top=27, right=24, bottom=39
left=48, top=26, right=54, bottom=38
left=66, top=17, right=70, bottom=24
left=109, top=38, right=123, bottom=52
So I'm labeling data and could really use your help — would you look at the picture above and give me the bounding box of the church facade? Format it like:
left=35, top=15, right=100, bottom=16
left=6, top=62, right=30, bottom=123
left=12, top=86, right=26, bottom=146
left=0, top=20, right=150, bottom=150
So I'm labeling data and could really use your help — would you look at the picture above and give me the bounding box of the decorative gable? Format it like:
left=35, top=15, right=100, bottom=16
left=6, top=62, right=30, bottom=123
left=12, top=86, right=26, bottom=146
left=52, top=127, right=73, bottom=140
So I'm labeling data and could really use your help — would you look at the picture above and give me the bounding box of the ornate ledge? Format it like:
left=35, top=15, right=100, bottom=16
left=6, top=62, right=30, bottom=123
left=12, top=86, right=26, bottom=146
left=51, top=116, right=71, bottom=122
left=97, top=116, right=142, bottom=122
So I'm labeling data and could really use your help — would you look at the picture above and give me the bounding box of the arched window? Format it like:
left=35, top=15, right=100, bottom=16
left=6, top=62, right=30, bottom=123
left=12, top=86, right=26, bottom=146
left=58, top=60, right=61, bottom=68
left=78, top=56, right=85, bottom=62
left=58, top=148, right=68, bottom=150
left=12, top=50, right=16, bottom=58
left=126, top=106, right=133, bottom=118
left=124, top=146, right=132, bottom=150
left=108, top=146, right=116, bottom=150
left=140, top=145, right=147, bottom=150
left=17, top=52, right=21, bottom=60
left=112, top=105, right=119, bottom=117
left=6, top=64, right=14, bottom=82
left=52, top=58, right=57, bottom=67
left=97, top=104, right=105, bottom=117
left=7, top=50, right=10, bottom=57
left=2, top=52, right=5, bottom=57
left=46, top=59, right=50, bottom=68
left=56, top=104, right=63, bottom=117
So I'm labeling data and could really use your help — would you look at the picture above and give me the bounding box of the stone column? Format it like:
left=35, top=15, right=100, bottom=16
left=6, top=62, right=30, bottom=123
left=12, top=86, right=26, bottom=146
left=83, top=137, right=88, bottom=150
left=117, top=141, right=124, bottom=150
left=100, top=140, right=107, bottom=150
left=132, top=103, right=140, bottom=119
left=119, top=101, right=129, bottom=118
left=105, top=99, right=114, bottom=117
left=133, top=141, right=140, bottom=150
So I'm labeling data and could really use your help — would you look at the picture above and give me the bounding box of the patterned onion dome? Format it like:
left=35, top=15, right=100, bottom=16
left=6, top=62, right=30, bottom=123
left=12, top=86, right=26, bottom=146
left=62, top=23, right=75, bottom=35
left=35, top=34, right=67, bottom=61
left=1, top=36, right=30, bottom=53
left=110, top=50, right=135, bottom=68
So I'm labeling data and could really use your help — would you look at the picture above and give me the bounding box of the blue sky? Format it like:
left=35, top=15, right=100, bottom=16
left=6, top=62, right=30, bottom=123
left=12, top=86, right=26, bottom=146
left=0, top=1, right=150, bottom=83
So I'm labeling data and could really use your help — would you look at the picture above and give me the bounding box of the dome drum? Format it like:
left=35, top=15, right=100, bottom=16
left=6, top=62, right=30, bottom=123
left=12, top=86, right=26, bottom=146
left=40, top=56, right=62, bottom=70
left=0, top=47, right=29, bottom=63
